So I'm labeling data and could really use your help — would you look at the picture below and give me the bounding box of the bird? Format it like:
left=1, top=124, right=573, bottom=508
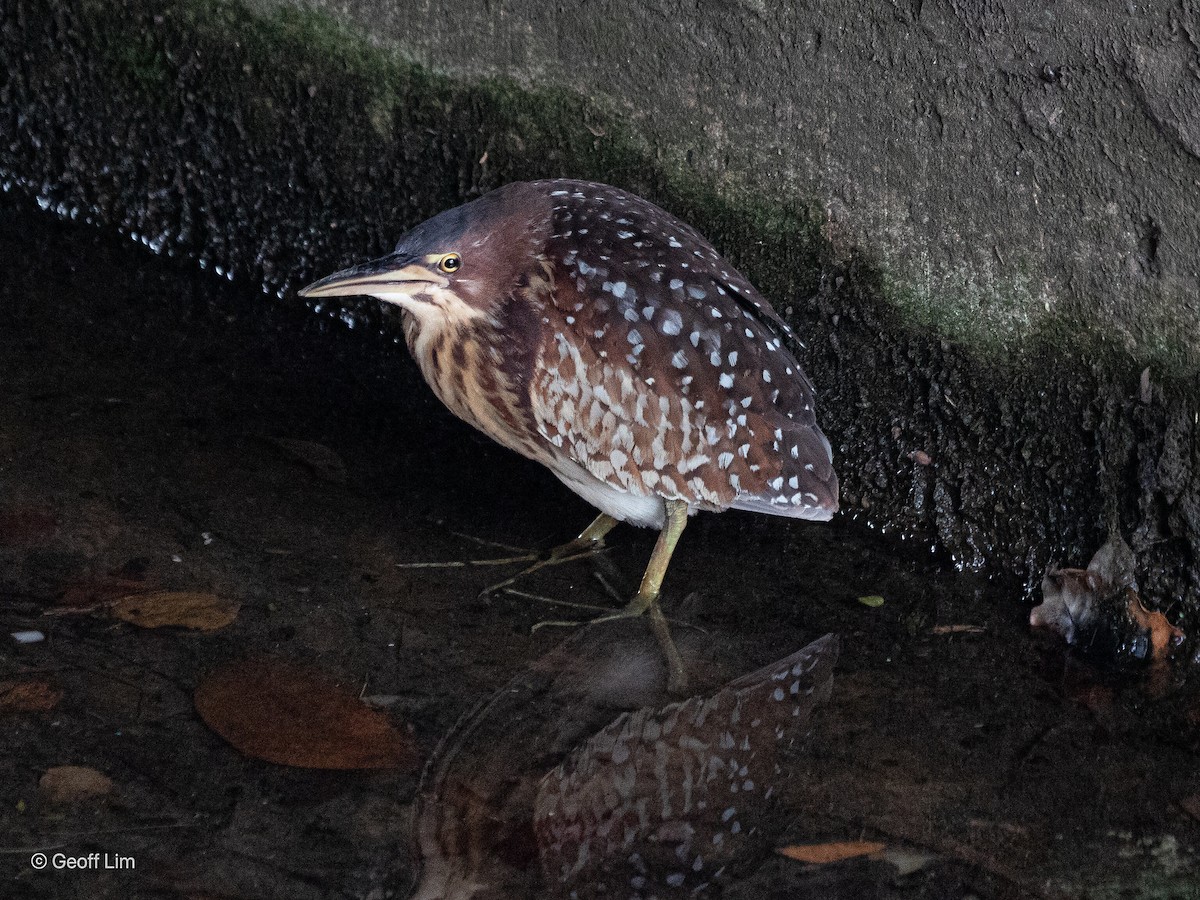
left=534, top=633, right=839, bottom=898
left=300, top=180, right=838, bottom=691
left=410, top=621, right=839, bottom=900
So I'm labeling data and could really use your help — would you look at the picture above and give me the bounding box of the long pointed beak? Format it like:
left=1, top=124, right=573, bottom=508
left=298, top=252, right=444, bottom=299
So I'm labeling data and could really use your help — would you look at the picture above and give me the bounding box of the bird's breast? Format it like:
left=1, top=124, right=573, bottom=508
left=403, top=310, right=542, bottom=460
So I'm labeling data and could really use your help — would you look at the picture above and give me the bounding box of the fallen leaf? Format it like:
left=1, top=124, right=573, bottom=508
left=1125, top=590, right=1184, bottom=662
left=194, top=657, right=419, bottom=770
left=269, top=438, right=347, bottom=484
left=109, top=591, right=239, bottom=632
left=1031, top=535, right=1139, bottom=646
left=778, top=840, right=887, bottom=864
left=1030, top=567, right=1102, bottom=642
left=908, top=450, right=932, bottom=466
left=932, top=624, right=985, bottom=635
left=858, top=595, right=885, bottom=608
left=0, top=680, right=62, bottom=714
left=39, top=766, right=113, bottom=804
left=1088, top=535, right=1137, bottom=591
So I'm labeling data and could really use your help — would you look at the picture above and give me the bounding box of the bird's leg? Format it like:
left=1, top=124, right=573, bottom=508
left=620, top=499, right=689, bottom=694
left=534, top=500, right=690, bottom=694
left=620, top=500, right=688, bottom=618
left=479, top=513, right=617, bottom=596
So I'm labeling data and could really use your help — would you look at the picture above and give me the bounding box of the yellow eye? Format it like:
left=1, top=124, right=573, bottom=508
left=439, top=253, right=462, bottom=273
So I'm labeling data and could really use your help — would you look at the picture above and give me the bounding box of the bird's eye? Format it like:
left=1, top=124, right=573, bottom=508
left=439, top=253, right=462, bottom=273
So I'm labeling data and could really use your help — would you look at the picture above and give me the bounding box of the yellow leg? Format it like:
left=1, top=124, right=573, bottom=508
left=621, top=500, right=688, bottom=616
left=576, top=512, right=619, bottom=545
left=480, top=513, right=617, bottom=595
left=607, top=500, right=689, bottom=694
left=537, top=501, right=690, bottom=694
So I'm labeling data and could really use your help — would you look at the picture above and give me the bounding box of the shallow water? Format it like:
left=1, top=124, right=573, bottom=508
left=1, top=202, right=1198, bottom=899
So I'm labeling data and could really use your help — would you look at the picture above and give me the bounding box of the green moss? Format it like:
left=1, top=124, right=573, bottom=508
left=56, top=0, right=1198, bottom=379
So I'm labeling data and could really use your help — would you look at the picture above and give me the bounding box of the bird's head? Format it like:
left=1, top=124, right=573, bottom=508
left=299, top=184, right=549, bottom=323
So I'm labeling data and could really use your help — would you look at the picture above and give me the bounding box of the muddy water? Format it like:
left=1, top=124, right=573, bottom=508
left=1, top=202, right=1198, bottom=899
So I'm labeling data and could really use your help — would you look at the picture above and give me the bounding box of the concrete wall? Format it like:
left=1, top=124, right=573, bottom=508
left=2, top=0, right=1197, bottom=615
left=266, top=0, right=1200, bottom=374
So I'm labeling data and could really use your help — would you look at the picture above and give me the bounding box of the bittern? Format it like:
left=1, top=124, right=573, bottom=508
left=301, top=180, right=838, bottom=692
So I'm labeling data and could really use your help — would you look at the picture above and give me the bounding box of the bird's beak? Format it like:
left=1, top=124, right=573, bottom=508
left=298, top=252, right=445, bottom=299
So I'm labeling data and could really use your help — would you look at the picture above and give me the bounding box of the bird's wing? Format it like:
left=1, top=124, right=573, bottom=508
left=527, top=182, right=836, bottom=518
left=533, top=633, right=839, bottom=892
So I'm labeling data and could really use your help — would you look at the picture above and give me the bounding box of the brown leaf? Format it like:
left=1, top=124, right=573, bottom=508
left=778, top=840, right=887, bottom=864
left=194, top=657, right=419, bottom=770
left=1125, top=590, right=1184, bottom=662
left=1031, top=567, right=1104, bottom=643
left=932, top=624, right=985, bottom=635
left=110, top=591, right=239, bottom=632
left=39, top=765, right=113, bottom=804
left=0, top=680, right=62, bottom=714
left=269, top=438, right=347, bottom=484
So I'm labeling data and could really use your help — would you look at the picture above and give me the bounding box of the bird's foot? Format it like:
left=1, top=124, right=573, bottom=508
left=393, top=551, right=539, bottom=571
left=394, top=515, right=614, bottom=589
left=476, top=512, right=618, bottom=597
left=477, top=537, right=608, bottom=597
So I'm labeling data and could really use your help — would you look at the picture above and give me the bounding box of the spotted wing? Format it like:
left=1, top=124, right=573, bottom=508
left=533, top=634, right=839, bottom=896
left=529, top=181, right=837, bottom=518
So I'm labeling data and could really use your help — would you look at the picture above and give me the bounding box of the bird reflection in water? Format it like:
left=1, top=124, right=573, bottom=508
left=412, top=622, right=838, bottom=899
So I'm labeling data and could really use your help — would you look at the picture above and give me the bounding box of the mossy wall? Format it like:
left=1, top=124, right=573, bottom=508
left=274, top=0, right=1200, bottom=378
left=1, top=0, right=1197, bottom=620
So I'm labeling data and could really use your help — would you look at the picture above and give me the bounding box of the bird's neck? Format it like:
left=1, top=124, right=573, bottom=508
left=402, top=293, right=543, bottom=460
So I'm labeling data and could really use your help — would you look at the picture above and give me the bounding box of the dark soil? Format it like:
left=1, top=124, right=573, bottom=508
left=2, top=203, right=1198, bottom=899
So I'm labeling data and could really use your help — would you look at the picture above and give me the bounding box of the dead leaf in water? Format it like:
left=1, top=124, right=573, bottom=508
left=778, top=840, right=887, bottom=864
left=39, top=765, right=113, bottom=804
left=110, top=591, right=239, bottom=632
left=932, top=624, right=986, bottom=635
left=1125, top=590, right=1184, bottom=661
left=1030, top=567, right=1102, bottom=642
left=194, top=657, right=418, bottom=770
left=0, top=680, right=62, bottom=714
left=269, top=438, right=347, bottom=484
